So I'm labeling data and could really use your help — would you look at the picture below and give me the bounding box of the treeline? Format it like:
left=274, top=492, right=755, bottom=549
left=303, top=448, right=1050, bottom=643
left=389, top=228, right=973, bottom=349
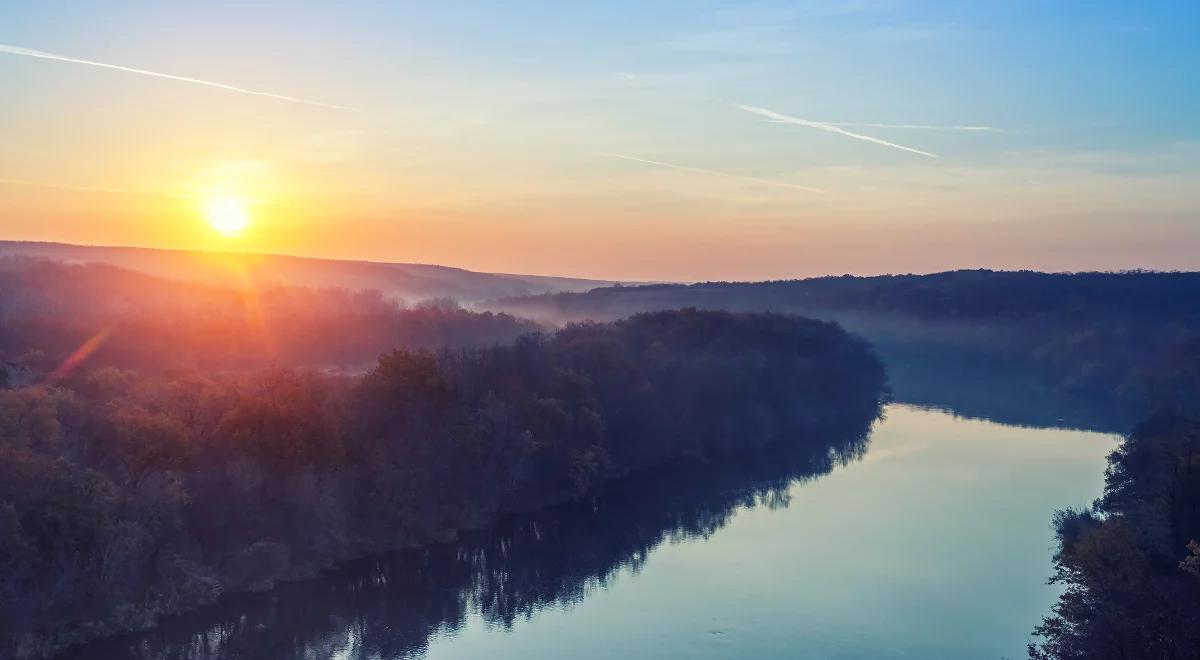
left=0, top=257, right=538, bottom=377
left=0, top=309, right=887, bottom=658
left=1030, top=338, right=1200, bottom=659
left=494, top=270, right=1200, bottom=322
left=55, top=411, right=877, bottom=660
left=489, top=270, right=1200, bottom=416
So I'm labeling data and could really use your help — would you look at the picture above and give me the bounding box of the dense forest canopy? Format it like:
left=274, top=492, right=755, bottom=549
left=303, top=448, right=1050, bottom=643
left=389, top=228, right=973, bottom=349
left=0, top=288, right=887, bottom=658
left=54, top=412, right=876, bottom=660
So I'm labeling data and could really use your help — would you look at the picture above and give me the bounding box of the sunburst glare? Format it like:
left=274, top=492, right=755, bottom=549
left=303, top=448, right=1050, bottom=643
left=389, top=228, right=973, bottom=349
left=204, top=196, right=251, bottom=237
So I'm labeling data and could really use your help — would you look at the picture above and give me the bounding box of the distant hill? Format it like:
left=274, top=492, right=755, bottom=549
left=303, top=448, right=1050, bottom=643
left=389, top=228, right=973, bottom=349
left=486, top=269, right=1200, bottom=429
left=0, top=241, right=621, bottom=303
left=486, top=269, right=1200, bottom=324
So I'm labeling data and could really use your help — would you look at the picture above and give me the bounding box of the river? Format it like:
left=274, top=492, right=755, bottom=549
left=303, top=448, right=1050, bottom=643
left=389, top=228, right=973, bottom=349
left=58, top=404, right=1116, bottom=660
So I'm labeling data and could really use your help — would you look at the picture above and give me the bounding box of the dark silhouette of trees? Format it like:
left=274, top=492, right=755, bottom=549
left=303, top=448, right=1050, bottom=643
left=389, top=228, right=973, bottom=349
left=494, top=270, right=1200, bottom=658
left=1030, top=340, right=1200, bottom=659
left=52, top=410, right=878, bottom=660
left=490, top=269, right=1200, bottom=420
left=0, top=301, right=886, bottom=658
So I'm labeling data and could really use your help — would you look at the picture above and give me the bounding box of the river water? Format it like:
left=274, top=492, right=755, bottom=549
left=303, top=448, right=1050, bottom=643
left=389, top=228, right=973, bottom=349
left=60, top=404, right=1117, bottom=660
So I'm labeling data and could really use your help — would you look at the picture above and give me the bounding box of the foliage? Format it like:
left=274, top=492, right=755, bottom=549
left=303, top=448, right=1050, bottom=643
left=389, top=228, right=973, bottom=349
left=491, top=269, right=1200, bottom=416
left=0, top=308, right=886, bottom=658
left=53, top=411, right=878, bottom=660
left=1030, top=340, right=1200, bottom=659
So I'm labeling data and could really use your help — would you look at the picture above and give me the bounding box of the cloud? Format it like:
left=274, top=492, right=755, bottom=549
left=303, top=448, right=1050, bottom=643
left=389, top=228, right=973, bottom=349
left=735, top=103, right=938, bottom=158
left=597, top=152, right=826, bottom=194
left=0, top=44, right=357, bottom=111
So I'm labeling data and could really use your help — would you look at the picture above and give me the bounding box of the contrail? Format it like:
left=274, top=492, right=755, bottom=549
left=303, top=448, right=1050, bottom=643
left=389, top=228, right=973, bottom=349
left=0, top=177, right=191, bottom=198
left=598, top=152, right=826, bottom=194
left=824, top=122, right=1003, bottom=132
left=0, top=44, right=357, bottom=111
left=735, top=103, right=938, bottom=158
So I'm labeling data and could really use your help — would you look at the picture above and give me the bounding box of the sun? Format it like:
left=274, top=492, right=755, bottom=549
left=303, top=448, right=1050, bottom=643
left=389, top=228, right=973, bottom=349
left=204, top=196, right=251, bottom=237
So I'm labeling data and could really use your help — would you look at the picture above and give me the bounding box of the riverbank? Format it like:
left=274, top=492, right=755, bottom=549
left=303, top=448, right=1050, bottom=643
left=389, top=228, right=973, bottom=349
left=52, top=405, right=1114, bottom=660
left=2, top=310, right=888, bottom=659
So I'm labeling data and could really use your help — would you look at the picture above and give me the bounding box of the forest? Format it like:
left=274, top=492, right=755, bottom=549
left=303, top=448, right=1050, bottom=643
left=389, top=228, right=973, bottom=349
left=1029, top=338, right=1200, bottom=659
left=490, top=270, right=1200, bottom=419
left=496, top=269, right=1200, bottom=659
left=0, top=259, right=888, bottom=658
left=7, top=256, right=1200, bottom=660
left=54, top=410, right=878, bottom=660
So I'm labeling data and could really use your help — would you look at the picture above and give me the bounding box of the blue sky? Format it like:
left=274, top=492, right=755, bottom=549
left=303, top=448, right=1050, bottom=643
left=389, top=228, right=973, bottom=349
left=1, top=1, right=1197, bottom=279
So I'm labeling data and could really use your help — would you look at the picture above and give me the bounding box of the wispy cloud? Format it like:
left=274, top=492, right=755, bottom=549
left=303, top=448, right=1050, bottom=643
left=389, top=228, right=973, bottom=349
left=735, top=103, right=938, bottom=158
left=822, top=122, right=1003, bottom=132
left=0, top=44, right=357, bottom=111
left=0, top=177, right=191, bottom=198
left=598, top=152, right=826, bottom=194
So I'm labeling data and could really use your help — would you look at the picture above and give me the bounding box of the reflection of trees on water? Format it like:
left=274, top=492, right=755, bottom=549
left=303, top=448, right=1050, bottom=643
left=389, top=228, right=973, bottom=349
left=59, top=410, right=876, bottom=660
left=878, top=343, right=1134, bottom=434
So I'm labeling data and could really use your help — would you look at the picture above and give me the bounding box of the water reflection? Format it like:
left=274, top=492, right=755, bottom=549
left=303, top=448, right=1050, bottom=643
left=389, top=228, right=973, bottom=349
left=58, top=413, right=877, bottom=660
left=879, top=345, right=1134, bottom=433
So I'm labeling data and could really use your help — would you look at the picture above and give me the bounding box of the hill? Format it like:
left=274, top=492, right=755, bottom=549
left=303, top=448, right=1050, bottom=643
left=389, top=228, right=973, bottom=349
left=487, top=270, right=1200, bottom=429
left=487, top=270, right=1200, bottom=324
left=0, top=241, right=620, bottom=304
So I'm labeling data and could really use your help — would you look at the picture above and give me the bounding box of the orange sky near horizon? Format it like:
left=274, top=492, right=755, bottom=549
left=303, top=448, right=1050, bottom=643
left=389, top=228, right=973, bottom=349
left=2, top=3, right=1197, bottom=281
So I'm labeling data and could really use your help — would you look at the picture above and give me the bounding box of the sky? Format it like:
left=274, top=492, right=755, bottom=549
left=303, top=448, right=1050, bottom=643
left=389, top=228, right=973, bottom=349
left=1, top=1, right=1197, bottom=281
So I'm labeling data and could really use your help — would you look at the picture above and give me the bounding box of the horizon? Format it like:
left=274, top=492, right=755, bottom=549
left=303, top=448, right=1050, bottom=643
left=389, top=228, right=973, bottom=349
left=7, top=238, right=1200, bottom=286
left=3, top=1, right=1198, bottom=280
